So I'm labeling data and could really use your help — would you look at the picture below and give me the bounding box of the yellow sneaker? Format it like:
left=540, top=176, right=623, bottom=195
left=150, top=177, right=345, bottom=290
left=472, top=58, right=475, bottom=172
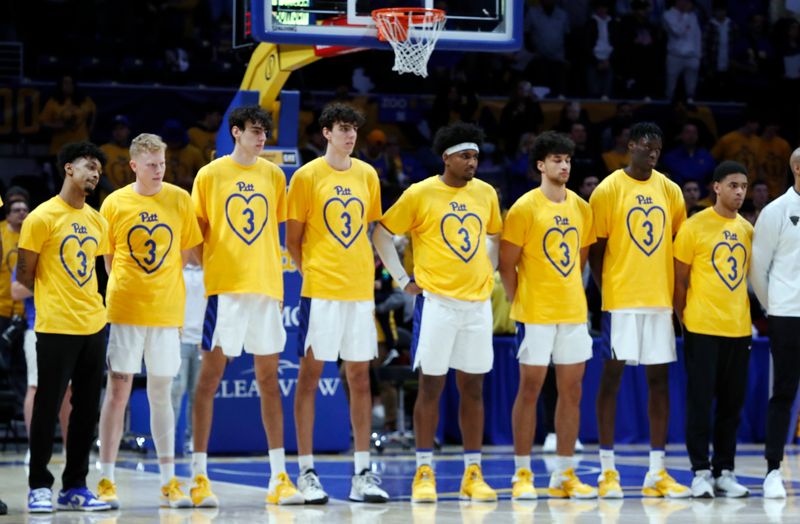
left=548, top=468, right=597, bottom=499
left=597, top=470, right=624, bottom=499
left=460, top=464, right=497, bottom=502
left=161, top=477, right=193, bottom=508
left=641, top=470, right=691, bottom=499
left=411, top=465, right=437, bottom=503
left=511, top=468, right=537, bottom=500
left=266, top=472, right=305, bottom=505
left=97, top=477, right=120, bottom=509
left=190, top=474, right=219, bottom=507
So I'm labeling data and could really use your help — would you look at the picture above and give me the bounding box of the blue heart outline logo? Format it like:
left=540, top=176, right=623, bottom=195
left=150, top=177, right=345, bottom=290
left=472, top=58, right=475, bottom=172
left=711, top=241, right=747, bottom=291
left=59, top=234, right=98, bottom=287
left=127, top=223, right=174, bottom=275
left=225, top=193, right=268, bottom=245
left=440, top=212, right=483, bottom=263
left=626, top=206, right=666, bottom=256
left=542, top=227, right=580, bottom=277
left=323, top=197, right=365, bottom=249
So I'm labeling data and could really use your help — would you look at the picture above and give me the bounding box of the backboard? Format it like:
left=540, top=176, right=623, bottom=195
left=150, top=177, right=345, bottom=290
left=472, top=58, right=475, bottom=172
left=251, top=0, right=523, bottom=52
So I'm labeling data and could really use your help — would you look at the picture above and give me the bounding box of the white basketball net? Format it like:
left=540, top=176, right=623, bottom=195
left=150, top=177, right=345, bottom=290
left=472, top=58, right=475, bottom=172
left=372, top=9, right=446, bottom=78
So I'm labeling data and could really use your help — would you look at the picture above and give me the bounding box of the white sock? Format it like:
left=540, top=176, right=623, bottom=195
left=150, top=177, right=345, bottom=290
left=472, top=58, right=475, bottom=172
left=599, top=448, right=615, bottom=472
left=464, top=451, right=481, bottom=468
left=269, top=448, right=286, bottom=480
left=159, top=462, right=175, bottom=485
left=649, top=449, right=665, bottom=474
left=298, top=454, right=314, bottom=474
left=354, top=451, right=370, bottom=474
left=514, top=455, right=531, bottom=472
left=555, top=455, right=573, bottom=475
left=416, top=450, right=433, bottom=469
left=100, top=462, right=115, bottom=482
left=192, top=452, right=208, bottom=477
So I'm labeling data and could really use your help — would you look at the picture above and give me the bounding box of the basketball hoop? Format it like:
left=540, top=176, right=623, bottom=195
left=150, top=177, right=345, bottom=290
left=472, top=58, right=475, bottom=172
left=372, top=8, right=446, bottom=78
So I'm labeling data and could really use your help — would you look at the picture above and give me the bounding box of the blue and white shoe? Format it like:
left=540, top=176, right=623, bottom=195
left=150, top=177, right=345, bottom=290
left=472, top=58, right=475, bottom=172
left=28, top=488, right=54, bottom=513
left=57, top=487, right=111, bottom=511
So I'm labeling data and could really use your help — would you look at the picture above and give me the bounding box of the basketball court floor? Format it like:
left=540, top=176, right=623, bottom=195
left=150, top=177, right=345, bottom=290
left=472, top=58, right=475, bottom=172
left=0, top=443, right=798, bottom=523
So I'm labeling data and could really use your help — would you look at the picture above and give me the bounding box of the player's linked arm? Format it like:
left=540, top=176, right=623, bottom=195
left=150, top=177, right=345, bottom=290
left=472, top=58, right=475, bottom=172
left=182, top=249, right=200, bottom=267
left=190, top=217, right=208, bottom=267
left=16, top=248, right=38, bottom=293
left=498, top=240, right=522, bottom=302
left=588, top=238, right=607, bottom=289
left=286, top=219, right=305, bottom=274
left=486, top=234, right=500, bottom=270
left=673, top=259, right=690, bottom=325
left=371, top=224, right=417, bottom=293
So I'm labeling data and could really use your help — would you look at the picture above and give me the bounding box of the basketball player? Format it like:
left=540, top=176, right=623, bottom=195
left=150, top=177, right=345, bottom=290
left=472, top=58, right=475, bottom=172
left=499, top=131, right=597, bottom=500
left=750, top=147, right=800, bottom=498
left=95, top=133, right=203, bottom=508
left=10, top=198, right=74, bottom=470
left=20, top=142, right=111, bottom=512
left=190, top=106, right=304, bottom=507
left=674, top=160, right=753, bottom=498
left=286, top=103, right=389, bottom=503
left=372, top=122, right=502, bottom=503
left=589, top=122, right=690, bottom=498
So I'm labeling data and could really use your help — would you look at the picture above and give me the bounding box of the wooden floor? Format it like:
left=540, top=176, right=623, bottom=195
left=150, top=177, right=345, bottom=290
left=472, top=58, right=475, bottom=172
left=1, top=444, right=799, bottom=523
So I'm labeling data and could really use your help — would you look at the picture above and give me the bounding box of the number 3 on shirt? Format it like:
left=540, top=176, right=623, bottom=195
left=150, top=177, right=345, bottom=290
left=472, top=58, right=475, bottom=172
left=242, top=208, right=255, bottom=235
left=458, top=227, right=471, bottom=252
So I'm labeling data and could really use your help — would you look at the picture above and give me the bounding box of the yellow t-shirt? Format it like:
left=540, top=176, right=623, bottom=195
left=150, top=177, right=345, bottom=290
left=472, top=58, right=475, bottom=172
left=288, top=157, right=382, bottom=301
left=381, top=175, right=502, bottom=301
left=673, top=207, right=753, bottom=337
left=166, top=144, right=207, bottom=187
left=760, top=136, right=791, bottom=199
left=188, top=126, right=217, bottom=162
left=192, top=155, right=287, bottom=299
left=18, top=196, right=109, bottom=334
left=99, top=142, right=134, bottom=189
left=40, top=96, right=96, bottom=155
left=503, top=188, right=596, bottom=324
left=100, top=184, right=203, bottom=326
left=0, top=222, right=23, bottom=317
left=602, top=150, right=630, bottom=172
left=590, top=169, right=686, bottom=310
left=711, top=131, right=764, bottom=182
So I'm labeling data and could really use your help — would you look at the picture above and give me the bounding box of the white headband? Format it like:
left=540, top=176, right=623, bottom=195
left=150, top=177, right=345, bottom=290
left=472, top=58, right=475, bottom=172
left=444, top=142, right=479, bottom=156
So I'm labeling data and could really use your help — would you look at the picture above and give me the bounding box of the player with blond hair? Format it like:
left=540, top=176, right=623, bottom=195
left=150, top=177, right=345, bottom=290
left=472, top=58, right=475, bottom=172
left=96, top=133, right=203, bottom=508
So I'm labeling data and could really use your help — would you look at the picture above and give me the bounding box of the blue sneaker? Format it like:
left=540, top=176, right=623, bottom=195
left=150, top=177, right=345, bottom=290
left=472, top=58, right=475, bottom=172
left=57, top=487, right=111, bottom=511
left=28, top=487, right=54, bottom=513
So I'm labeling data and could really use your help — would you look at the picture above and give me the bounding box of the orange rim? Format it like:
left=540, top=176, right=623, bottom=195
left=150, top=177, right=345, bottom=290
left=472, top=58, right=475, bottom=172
left=372, top=7, right=446, bottom=42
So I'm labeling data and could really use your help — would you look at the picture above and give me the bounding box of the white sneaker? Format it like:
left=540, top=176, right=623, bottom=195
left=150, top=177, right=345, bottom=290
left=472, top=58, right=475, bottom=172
left=297, top=469, right=329, bottom=504
left=715, top=470, right=749, bottom=498
left=763, top=470, right=786, bottom=499
left=690, top=470, right=714, bottom=498
left=542, top=433, right=556, bottom=454
left=349, top=469, right=390, bottom=503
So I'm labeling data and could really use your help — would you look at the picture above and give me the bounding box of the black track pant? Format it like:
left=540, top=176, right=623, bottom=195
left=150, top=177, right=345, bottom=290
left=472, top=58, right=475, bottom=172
left=765, top=316, right=800, bottom=465
left=684, top=330, right=751, bottom=474
left=28, top=330, right=106, bottom=490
